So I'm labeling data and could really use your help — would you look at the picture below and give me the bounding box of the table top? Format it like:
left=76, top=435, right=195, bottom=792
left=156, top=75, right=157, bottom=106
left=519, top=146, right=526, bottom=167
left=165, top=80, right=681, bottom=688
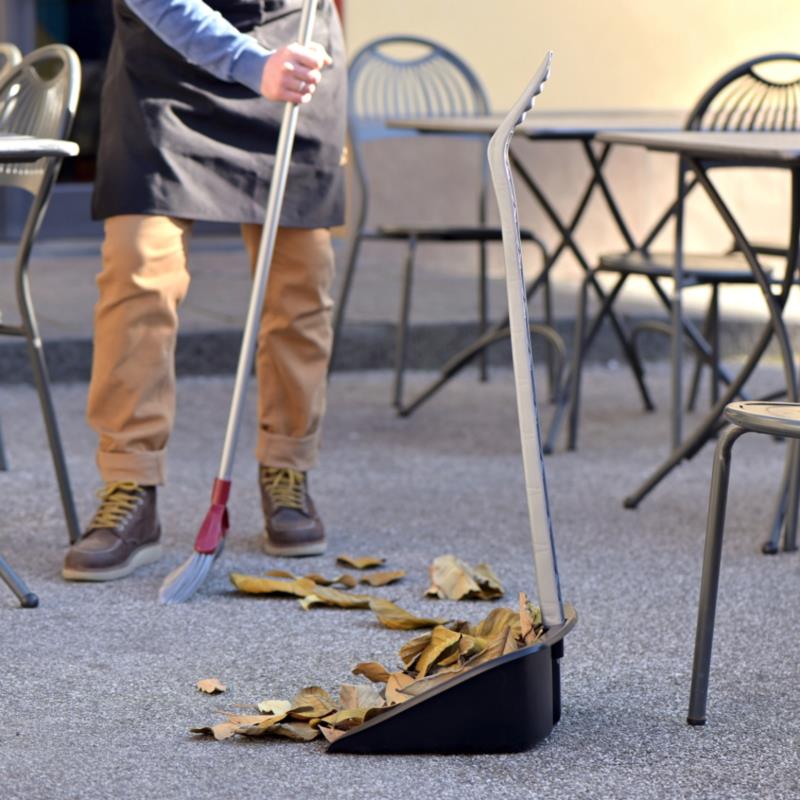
left=595, top=130, right=800, bottom=164
left=0, top=134, right=79, bottom=161
left=387, top=109, right=685, bottom=140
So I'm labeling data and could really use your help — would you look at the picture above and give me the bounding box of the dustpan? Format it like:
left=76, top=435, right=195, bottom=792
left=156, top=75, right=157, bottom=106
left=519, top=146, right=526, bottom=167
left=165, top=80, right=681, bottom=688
left=328, top=52, right=576, bottom=755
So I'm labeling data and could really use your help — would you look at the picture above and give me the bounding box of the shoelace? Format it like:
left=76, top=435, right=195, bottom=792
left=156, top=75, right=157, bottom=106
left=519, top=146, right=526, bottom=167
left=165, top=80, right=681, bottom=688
left=90, top=481, right=144, bottom=529
left=261, top=467, right=306, bottom=510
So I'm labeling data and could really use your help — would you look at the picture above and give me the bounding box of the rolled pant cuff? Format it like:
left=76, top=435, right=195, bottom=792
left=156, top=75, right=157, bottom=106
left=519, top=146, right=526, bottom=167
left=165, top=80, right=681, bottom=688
left=257, top=431, right=319, bottom=472
left=96, top=450, right=167, bottom=486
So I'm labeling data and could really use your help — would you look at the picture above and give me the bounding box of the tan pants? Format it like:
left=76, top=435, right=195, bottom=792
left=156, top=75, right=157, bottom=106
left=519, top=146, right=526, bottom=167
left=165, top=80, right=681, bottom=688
left=87, top=215, right=335, bottom=485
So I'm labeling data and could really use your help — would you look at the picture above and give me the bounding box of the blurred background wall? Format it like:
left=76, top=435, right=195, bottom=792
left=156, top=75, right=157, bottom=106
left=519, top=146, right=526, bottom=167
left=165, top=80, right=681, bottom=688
left=1, top=0, right=799, bottom=267
left=344, top=1, right=800, bottom=289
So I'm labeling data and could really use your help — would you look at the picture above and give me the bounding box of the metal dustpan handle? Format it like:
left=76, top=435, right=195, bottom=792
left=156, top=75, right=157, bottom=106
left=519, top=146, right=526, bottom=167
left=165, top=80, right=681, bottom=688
left=487, top=52, right=565, bottom=628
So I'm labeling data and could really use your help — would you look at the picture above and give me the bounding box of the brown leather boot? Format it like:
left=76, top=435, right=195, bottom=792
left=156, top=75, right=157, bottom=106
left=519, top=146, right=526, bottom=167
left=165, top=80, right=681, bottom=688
left=62, top=482, right=162, bottom=581
left=259, top=466, right=326, bottom=557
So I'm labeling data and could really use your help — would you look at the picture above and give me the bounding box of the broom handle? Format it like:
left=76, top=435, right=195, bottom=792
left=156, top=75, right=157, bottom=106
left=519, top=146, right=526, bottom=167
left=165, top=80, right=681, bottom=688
left=217, top=0, right=319, bottom=481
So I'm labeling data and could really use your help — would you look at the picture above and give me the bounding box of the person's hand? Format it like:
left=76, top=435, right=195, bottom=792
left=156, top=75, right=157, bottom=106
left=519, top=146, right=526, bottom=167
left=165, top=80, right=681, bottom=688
left=260, top=42, right=332, bottom=104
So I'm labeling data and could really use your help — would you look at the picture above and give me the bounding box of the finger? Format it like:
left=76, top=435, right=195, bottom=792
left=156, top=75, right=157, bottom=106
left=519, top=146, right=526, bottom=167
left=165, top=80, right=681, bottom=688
left=308, top=42, right=333, bottom=66
left=284, top=65, right=322, bottom=85
left=287, top=44, right=328, bottom=70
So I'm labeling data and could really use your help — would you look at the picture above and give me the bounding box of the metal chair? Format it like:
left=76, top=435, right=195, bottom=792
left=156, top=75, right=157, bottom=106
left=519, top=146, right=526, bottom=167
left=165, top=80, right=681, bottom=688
left=330, top=35, right=555, bottom=414
left=551, top=53, right=800, bottom=453
left=0, top=43, right=21, bottom=471
left=688, top=400, right=800, bottom=726
left=0, top=44, right=82, bottom=607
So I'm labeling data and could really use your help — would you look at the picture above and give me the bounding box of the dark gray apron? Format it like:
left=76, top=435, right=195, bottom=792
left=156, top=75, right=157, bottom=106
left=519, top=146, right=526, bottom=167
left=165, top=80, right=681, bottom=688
left=92, top=0, right=346, bottom=227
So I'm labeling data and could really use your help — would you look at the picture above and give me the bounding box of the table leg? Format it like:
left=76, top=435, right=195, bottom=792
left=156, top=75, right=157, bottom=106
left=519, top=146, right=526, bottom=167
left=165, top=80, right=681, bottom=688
left=625, top=162, right=800, bottom=551
left=0, top=553, right=38, bottom=608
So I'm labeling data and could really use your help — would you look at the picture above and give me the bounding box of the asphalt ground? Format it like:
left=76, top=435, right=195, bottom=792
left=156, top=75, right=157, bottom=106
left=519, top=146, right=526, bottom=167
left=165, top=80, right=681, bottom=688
left=1, top=363, right=799, bottom=799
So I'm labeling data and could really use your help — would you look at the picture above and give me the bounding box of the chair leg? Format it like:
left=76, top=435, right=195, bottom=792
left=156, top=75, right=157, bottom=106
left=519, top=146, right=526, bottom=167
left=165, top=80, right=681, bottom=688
left=18, top=264, right=80, bottom=545
left=686, top=289, right=717, bottom=412
left=330, top=229, right=364, bottom=372
left=543, top=269, right=557, bottom=402
left=478, top=239, right=489, bottom=383
left=780, top=439, right=800, bottom=552
left=0, top=416, right=7, bottom=471
left=394, top=236, right=417, bottom=410
left=567, top=274, right=591, bottom=451
left=687, top=423, right=747, bottom=726
left=0, top=552, right=38, bottom=608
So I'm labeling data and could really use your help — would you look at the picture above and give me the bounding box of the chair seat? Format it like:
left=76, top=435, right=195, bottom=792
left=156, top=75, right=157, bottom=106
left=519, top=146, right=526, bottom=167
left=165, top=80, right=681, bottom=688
left=725, top=401, right=800, bottom=437
left=598, top=251, right=770, bottom=284
left=375, top=225, right=541, bottom=242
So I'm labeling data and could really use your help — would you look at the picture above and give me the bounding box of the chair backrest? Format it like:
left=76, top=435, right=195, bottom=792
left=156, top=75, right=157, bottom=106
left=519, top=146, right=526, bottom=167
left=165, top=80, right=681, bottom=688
left=346, top=35, right=491, bottom=226
left=0, top=44, right=81, bottom=196
left=0, top=43, right=22, bottom=84
left=348, top=35, right=490, bottom=144
left=687, top=53, right=800, bottom=131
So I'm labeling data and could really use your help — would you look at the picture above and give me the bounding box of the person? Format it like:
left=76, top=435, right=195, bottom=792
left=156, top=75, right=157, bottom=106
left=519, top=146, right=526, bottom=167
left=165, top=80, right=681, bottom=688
left=62, top=0, right=346, bottom=581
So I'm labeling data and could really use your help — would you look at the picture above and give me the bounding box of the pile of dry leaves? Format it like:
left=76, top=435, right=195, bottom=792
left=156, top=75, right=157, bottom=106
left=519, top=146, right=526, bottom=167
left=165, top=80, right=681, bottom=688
left=192, top=592, right=543, bottom=744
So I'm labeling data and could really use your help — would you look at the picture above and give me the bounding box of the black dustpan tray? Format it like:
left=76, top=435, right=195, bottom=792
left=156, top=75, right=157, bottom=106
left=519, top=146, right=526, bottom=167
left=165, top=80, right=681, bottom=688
left=328, top=605, right=576, bottom=754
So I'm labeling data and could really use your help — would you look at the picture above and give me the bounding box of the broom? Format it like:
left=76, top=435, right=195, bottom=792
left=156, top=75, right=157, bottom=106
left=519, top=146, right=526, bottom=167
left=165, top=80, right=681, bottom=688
left=159, top=0, right=320, bottom=604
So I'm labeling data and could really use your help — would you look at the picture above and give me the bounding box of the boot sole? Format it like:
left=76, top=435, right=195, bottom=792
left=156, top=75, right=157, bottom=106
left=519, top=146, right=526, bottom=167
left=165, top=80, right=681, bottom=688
left=263, top=537, right=327, bottom=557
left=62, top=543, right=163, bottom=582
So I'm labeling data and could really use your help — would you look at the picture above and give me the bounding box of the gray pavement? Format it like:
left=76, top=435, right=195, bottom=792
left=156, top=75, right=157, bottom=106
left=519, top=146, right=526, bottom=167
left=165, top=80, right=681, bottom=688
left=1, top=364, right=799, bottom=799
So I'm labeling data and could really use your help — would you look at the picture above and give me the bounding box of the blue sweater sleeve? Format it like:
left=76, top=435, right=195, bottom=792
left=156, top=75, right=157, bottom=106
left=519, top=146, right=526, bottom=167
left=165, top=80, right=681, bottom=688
left=123, top=0, right=272, bottom=94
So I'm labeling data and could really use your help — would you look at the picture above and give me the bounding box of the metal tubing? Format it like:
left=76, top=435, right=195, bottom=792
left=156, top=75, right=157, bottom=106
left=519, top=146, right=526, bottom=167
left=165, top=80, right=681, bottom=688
left=398, top=322, right=565, bottom=418
left=0, top=553, right=38, bottom=607
left=567, top=274, right=590, bottom=452
left=217, top=0, right=318, bottom=481
left=488, top=53, right=564, bottom=628
left=478, top=175, right=489, bottom=383
left=509, top=148, right=654, bottom=402
left=625, top=161, right=797, bottom=510
left=16, top=182, right=80, bottom=544
left=688, top=423, right=747, bottom=725
left=394, top=235, right=417, bottom=409
left=394, top=235, right=551, bottom=416
left=671, top=161, right=687, bottom=450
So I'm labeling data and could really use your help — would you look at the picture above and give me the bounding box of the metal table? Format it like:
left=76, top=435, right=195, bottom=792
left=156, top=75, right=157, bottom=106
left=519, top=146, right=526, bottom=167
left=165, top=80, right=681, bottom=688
left=595, top=130, right=800, bottom=552
left=0, top=133, right=80, bottom=608
left=386, top=110, right=684, bottom=417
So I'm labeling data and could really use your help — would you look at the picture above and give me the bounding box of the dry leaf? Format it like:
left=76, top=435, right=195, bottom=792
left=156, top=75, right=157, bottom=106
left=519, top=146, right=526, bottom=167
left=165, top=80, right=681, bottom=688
left=264, top=569, right=296, bottom=579
left=305, top=573, right=358, bottom=589
left=319, top=725, right=347, bottom=744
left=338, top=683, right=385, bottom=711
left=414, top=626, right=462, bottom=678
left=298, top=584, right=373, bottom=610
left=519, top=591, right=543, bottom=646
left=385, top=671, right=416, bottom=705
left=190, top=721, right=239, bottom=741
left=472, top=563, right=504, bottom=599
left=289, top=687, right=337, bottom=720
left=256, top=699, right=292, bottom=715
left=469, top=607, right=520, bottom=640
left=398, top=667, right=465, bottom=698
left=230, top=573, right=316, bottom=598
left=196, top=678, right=226, bottom=694
left=369, top=598, right=446, bottom=630
left=268, top=721, right=320, bottom=742
left=265, top=569, right=358, bottom=589
left=336, top=554, right=386, bottom=570
left=426, top=554, right=504, bottom=601
left=351, top=662, right=392, bottom=683
left=360, top=570, right=406, bottom=587
left=399, top=631, right=433, bottom=669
